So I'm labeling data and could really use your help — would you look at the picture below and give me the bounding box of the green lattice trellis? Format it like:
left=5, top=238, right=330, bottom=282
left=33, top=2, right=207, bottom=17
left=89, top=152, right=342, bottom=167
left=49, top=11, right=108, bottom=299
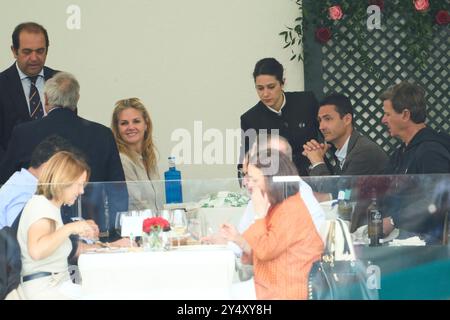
left=304, top=3, right=450, bottom=155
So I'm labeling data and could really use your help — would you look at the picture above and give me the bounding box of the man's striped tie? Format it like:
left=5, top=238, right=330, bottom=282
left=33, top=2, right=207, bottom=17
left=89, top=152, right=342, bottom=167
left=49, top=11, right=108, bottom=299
left=28, top=75, right=44, bottom=120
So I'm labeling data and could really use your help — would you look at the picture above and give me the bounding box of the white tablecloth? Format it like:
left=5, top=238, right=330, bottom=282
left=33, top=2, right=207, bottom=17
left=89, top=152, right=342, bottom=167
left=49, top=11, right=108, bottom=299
left=78, top=247, right=236, bottom=299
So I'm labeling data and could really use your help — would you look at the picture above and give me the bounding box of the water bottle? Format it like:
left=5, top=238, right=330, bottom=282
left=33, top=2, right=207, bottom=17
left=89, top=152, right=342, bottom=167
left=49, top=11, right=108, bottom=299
left=164, top=156, right=183, bottom=204
left=367, top=189, right=382, bottom=246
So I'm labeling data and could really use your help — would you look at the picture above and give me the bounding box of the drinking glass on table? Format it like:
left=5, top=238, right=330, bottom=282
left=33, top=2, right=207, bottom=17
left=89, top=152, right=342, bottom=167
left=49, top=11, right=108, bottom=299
left=187, top=217, right=203, bottom=242
left=171, top=209, right=187, bottom=246
left=114, top=211, right=130, bottom=237
left=171, top=209, right=187, bottom=234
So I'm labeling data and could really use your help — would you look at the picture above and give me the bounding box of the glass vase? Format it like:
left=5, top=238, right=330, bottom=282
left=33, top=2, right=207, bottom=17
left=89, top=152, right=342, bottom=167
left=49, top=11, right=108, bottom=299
left=142, top=230, right=163, bottom=251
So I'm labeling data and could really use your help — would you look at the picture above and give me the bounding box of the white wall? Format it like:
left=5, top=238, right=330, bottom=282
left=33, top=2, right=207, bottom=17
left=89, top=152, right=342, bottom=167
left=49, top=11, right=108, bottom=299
left=0, top=0, right=304, bottom=179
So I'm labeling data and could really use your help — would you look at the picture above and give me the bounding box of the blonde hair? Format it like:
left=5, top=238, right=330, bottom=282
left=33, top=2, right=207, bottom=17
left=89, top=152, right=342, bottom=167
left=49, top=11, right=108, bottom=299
left=111, top=98, right=158, bottom=176
left=36, top=151, right=90, bottom=201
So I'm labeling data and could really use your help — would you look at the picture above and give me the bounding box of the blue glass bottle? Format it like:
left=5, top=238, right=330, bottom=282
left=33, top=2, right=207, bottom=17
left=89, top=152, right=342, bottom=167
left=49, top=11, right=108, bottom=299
left=164, top=156, right=183, bottom=204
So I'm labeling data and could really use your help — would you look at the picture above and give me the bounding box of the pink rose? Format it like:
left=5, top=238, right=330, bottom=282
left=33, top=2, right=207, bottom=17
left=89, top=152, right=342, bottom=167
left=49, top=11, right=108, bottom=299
left=329, top=5, right=344, bottom=20
left=414, top=0, right=429, bottom=12
left=315, top=27, right=332, bottom=44
left=435, top=10, right=450, bottom=25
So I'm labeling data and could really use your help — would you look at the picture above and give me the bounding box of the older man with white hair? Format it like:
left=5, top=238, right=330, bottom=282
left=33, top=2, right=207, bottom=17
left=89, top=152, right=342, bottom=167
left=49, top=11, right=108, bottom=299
left=0, top=72, right=127, bottom=239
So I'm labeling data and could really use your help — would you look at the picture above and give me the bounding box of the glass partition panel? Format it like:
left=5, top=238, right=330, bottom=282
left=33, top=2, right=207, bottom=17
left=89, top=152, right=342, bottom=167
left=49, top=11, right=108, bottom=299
left=4, top=173, right=450, bottom=299
left=273, top=173, right=450, bottom=299
left=69, top=178, right=249, bottom=240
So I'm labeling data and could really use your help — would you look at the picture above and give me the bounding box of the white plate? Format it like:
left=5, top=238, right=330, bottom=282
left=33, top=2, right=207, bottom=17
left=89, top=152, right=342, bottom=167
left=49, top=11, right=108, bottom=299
left=83, top=247, right=128, bottom=254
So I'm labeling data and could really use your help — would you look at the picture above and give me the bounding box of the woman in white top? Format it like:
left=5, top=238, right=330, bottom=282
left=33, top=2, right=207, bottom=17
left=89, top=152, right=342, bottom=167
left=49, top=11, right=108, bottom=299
left=111, top=98, right=163, bottom=213
left=17, top=151, right=97, bottom=299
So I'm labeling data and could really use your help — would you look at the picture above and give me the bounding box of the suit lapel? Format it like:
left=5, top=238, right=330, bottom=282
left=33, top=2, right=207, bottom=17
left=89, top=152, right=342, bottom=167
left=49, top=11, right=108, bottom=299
left=347, top=130, right=360, bottom=154
left=340, top=130, right=360, bottom=172
left=43, top=66, right=55, bottom=81
left=5, top=64, right=30, bottom=121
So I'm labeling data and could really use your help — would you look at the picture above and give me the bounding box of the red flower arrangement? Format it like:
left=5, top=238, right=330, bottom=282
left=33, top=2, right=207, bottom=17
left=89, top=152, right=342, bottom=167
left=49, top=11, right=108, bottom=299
left=435, top=10, right=450, bottom=25
left=143, top=217, right=170, bottom=234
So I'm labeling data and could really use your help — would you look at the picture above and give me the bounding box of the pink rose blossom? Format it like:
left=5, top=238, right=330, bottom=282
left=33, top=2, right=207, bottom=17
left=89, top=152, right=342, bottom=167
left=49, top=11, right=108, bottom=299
left=329, top=5, right=344, bottom=20
left=414, top=0, right=430, bottom=12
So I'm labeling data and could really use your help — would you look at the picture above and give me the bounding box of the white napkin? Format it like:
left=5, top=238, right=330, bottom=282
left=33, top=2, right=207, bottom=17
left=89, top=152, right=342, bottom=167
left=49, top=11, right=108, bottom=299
left=351, top=225, right=400, bottom=245
left=351, top=225, right=369, bottom=245
left=389, top=236, right=425, bottom=246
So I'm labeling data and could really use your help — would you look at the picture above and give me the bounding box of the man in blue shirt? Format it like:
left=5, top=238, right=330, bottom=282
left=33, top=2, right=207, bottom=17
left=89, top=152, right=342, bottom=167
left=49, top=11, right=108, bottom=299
left=0, top=135, right=73, bottom=228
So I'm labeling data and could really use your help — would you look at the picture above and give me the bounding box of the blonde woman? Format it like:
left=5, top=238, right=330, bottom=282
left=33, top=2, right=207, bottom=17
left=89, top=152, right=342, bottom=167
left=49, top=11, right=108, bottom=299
left=111, top=98, right=163, bottom=212
left=17, top=151, right=97, bottom=299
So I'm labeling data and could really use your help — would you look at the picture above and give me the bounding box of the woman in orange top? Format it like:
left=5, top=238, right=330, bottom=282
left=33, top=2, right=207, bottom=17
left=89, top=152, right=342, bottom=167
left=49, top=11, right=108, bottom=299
left=221, top=150, right=323, bottom=299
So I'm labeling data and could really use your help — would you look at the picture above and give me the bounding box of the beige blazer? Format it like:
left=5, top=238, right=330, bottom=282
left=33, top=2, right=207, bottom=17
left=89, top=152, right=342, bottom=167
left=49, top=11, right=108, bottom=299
left=120, top=153, right=164, bottom=213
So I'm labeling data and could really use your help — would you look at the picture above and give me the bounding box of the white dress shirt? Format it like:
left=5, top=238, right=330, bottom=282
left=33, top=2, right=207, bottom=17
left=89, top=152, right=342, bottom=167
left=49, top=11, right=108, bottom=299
left=335, top=135, right=350, bottom=170
left=16, top=63, right=46, bottom=116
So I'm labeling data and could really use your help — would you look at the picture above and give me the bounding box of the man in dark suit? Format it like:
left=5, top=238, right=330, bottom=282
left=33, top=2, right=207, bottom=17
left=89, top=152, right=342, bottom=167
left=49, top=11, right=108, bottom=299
left=0, top=22, right=57, bottom=159
left=303, top=93, right=388, bottom=176
left=302, top=93, right=389, bottom=231
left=239, top=58, right=320, bottom=177
left=0, top=72, right=128, bottom=239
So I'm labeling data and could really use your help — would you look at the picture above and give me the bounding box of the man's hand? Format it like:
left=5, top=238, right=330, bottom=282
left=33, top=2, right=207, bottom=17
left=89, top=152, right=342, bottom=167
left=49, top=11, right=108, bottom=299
left=302, top=139, right=330, bottom=165
left=383, top=217, right=395, bottom=237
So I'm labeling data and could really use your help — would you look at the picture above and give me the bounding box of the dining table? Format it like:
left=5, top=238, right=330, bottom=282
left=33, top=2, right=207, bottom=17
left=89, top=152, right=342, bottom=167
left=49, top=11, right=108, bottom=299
left=78, top=245, right=236, bottom=299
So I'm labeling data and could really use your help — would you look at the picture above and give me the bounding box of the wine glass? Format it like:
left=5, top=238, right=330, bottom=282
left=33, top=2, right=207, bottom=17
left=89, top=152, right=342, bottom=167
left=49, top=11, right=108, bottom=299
left=171, top=209, right=187, bottom=247
left=171, top=209, right=187, bottom=235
